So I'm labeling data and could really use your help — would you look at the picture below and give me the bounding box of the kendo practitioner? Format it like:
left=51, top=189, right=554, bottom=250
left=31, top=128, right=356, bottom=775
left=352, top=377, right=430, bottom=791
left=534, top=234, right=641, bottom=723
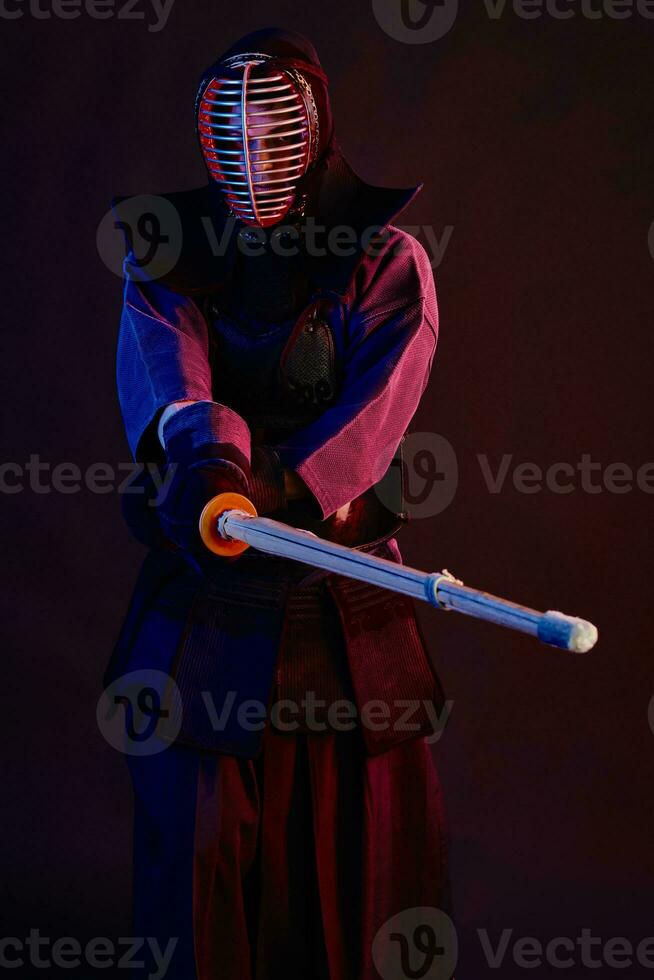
left=107, top=27, right=449, bottom=980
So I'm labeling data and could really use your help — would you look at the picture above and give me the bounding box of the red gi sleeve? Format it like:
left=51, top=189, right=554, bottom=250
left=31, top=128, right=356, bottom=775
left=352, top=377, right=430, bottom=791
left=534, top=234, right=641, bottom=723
left=275, top=230, right=439, bottom=518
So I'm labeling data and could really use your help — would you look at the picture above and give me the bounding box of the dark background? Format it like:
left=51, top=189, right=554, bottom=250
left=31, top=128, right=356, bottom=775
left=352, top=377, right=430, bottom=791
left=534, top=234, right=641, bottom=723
left=3, top=1, right=653, bottom=977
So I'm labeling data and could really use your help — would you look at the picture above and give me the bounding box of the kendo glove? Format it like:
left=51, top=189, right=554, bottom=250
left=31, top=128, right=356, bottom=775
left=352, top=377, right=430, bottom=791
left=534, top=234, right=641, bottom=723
left=248, top=445, right=288, bottom=515
left=157, top=402, right=252, bottom=557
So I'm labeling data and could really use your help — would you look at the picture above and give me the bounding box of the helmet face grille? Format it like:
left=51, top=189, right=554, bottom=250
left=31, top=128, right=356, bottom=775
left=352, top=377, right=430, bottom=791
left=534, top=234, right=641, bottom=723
left=198, top=60, right=313, bottom=228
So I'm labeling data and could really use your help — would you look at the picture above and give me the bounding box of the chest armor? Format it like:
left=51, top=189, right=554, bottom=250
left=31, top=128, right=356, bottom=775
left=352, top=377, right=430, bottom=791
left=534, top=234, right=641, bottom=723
left=204, top=292, right=407, bottom=548
left=206, top=295, right=339, bottom=442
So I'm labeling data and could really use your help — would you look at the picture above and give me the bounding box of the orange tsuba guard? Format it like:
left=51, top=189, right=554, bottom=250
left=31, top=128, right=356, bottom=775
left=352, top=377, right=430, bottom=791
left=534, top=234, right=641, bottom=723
left=199, top=492, right=258, bottom=557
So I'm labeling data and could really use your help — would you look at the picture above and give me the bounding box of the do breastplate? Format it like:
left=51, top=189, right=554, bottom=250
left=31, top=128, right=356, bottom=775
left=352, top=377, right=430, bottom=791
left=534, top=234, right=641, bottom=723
left=204, top=258, right=407, bottom=549
left=206, top=294, right=340, bottom=442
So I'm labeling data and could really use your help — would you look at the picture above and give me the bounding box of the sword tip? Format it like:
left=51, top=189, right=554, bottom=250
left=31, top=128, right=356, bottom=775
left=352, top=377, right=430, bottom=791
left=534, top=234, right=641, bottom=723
left=539, top=611, right=598, bottom=653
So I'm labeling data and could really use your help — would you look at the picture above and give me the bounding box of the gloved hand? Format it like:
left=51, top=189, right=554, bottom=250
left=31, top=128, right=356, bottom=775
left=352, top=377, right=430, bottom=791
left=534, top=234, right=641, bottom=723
left=248, top=445, right=287, bottom=515
left=157, top=402, right=252, bottom=557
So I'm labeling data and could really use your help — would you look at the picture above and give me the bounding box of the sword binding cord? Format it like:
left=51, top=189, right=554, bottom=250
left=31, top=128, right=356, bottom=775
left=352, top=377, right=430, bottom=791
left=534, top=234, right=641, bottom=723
left=430, top=569, right=464, bottom=610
